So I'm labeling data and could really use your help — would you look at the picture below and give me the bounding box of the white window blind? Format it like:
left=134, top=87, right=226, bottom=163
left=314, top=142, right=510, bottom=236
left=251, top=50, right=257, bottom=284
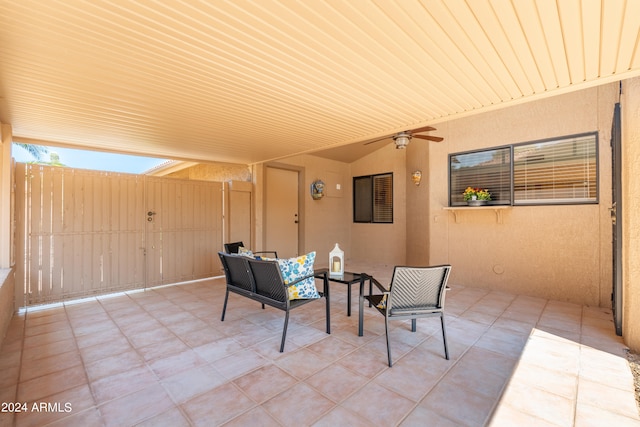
left=514, top=134, right=597, bottom=204
left=373, top=173, right=393, bottom=223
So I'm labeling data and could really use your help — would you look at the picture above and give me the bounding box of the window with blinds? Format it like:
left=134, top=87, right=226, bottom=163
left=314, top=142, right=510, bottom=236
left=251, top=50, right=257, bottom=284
left=353, top=173, right=393, bottom=223
left=449, top=132, right=598, bottom=206
left=449, top=147, right=511, bottom=206
left=513, top=134, right=597, bottom=204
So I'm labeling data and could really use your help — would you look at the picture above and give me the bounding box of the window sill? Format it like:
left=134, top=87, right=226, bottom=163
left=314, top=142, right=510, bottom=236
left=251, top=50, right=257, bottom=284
left=443, top=206, right=511, bottom=224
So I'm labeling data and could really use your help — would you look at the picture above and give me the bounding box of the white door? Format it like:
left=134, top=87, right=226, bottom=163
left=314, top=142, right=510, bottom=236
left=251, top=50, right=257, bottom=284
left=265, top=167, right=299, bottom=258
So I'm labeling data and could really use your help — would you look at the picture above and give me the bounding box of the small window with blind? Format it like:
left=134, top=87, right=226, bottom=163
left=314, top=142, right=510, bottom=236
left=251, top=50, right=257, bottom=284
left=513, top=133, right=598, bottom=205
left=353, top=173, right=393, bottom=223
left=449, top=147, right=512, bottom=206
left=448, top=132, right=598, bottom=206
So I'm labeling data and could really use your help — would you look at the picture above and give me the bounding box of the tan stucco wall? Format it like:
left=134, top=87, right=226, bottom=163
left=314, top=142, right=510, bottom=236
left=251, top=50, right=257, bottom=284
left=422, top=84, right=618, bottom=306
left=350, top=144, right=407, bottom=266
left=260, top=156, right=352, bottom=268
left=622, top=77, right=640, bottom=351
left=406, top=140, right=431, bottom=266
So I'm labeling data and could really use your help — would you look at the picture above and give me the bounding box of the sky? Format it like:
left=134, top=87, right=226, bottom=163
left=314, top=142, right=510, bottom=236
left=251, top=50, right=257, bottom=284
left=12, top=144, right=169, bottom=174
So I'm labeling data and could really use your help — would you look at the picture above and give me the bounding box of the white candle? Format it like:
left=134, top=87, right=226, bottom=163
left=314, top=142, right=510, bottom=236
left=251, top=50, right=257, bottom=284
left=332, top=260, right=340, bottom=272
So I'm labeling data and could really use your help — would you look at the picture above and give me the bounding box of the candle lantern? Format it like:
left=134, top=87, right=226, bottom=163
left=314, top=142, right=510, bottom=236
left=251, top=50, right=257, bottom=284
left=329, top=243, right=344, bottom=277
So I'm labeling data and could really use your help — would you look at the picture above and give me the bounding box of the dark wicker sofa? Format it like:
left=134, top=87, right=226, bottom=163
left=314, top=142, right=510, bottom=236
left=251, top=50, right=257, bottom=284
left=218, top=252, right=330, bottom=352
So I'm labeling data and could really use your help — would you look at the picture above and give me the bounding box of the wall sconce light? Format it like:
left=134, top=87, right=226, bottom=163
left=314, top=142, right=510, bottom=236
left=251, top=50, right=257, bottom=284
left=411, top=170, right=422, bottom=186
left=310, top=179, right=325, bottom=199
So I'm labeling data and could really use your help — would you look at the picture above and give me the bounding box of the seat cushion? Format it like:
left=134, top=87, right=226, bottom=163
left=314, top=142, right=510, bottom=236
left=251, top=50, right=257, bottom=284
left=277, top=251, right=320, bottom=300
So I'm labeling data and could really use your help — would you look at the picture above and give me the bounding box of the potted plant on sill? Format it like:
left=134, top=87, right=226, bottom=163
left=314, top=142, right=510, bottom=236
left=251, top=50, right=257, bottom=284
left=463, top=187, right=491, bottom=206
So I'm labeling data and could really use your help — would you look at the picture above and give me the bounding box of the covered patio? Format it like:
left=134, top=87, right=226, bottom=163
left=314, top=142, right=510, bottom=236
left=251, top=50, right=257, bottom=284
left=1, top=261, right=637, bottom=427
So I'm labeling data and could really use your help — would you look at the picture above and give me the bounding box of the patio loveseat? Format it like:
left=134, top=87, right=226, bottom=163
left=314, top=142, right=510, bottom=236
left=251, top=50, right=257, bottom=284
left=218, top=252, right=330, bottom=352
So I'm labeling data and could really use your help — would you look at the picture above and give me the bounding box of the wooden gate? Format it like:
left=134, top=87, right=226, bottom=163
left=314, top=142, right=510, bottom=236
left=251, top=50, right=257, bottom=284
left=14, top=163, right=222, bottom=306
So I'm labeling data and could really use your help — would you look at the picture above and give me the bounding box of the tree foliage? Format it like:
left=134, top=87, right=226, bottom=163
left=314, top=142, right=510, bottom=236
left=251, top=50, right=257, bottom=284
left=15, top=143, right=49, bottom=161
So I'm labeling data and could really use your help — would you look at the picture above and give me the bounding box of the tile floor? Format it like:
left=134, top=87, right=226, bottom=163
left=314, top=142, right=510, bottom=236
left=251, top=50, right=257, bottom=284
left=0, top=262, right=638, bottom=427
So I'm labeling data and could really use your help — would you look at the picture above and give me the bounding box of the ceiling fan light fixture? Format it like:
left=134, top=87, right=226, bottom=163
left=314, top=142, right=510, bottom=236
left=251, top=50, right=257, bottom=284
left=393, top=133, right=411, bottom=149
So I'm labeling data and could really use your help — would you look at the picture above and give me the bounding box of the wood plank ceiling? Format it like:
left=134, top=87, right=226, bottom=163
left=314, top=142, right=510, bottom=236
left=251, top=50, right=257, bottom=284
left=1, top=0, right=639, bottom=164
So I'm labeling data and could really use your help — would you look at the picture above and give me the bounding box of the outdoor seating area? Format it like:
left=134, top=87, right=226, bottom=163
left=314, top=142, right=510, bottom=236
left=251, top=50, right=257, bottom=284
left=0, top=260, right=638, bottom=426
left=218, top=252, right=330, bottom=352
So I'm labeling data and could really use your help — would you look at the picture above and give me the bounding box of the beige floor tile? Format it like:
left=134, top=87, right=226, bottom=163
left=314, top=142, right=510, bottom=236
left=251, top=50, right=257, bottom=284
left=221, top=406, right=281, bottom=427
left=90, top=365, right=158, bottom=404
left=79, top=336, right=134, bottom=365
left=22, top=328, right=74, bottom=348
left=401, top=406, right=468, bottom=427
left=233, top=363, right=298, bottom=403
left=14, top=384, right=94, bottom=427
left=193, top=336, right=245, bottom=363
left=74, top=327, right=125, bottom=350
left=489, top=404, right=563, bottom=427
left=497, top=381, right=575, bottom=426
left=43, top=407, right=106, bottom=427
left=305, top=335, right=357, bottom=360
left=262, top=382, right=335, bottom=427
left=373, top=361, right=443, bottom=402
left=181, top=383, right=255, bottom=427
left=274, top=347, right=331, bottom=380
left=161, top=364, right=227, bottom=403
left=305, top=363, right=369, bottom=403
left=20, top=349, right=83, bottom=382
left=574, top=402, right=640, bottom=427
left=312, top=405, right=372, bottom=427
left=134, top=407, right=191, bottom=427
left=213, top=348, right=269, bottom=380
left=343, top=381, right=416, bottom=426
left=98, top=383, right=174, bottom=427
left=17, top=365, right=88, bottom=402
left=577, top=377, right=639, bottom=419
left=418, top=379, right=497, bottom=427
left=84, top=348, right=145, bottom=382
left=0, top=273, right=638, bottom=427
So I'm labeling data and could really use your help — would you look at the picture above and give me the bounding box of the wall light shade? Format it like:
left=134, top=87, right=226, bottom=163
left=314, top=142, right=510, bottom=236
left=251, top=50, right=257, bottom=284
left=411, top=170, right=422, bottom=186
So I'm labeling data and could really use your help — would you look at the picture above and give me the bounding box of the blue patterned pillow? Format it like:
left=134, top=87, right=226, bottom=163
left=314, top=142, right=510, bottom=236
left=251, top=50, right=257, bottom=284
left=277, top=252, right=320, bottom=300
left=238, top=246, right=254, bottom=258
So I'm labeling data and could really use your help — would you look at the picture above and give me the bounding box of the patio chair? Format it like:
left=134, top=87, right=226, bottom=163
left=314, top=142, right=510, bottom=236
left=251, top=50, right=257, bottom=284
left=365, top=265, right=451, bottom=367
left=224, top=241, right=278, bottom=259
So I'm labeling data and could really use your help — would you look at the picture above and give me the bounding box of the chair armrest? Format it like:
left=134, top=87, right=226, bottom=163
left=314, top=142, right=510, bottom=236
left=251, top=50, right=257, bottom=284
left=366, top=275, right=388, bottom=293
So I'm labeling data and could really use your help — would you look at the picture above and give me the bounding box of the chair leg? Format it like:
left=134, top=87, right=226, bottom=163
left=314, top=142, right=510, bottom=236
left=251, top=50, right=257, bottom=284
left=325, top=289, right=331, bottom=334
left=411, top=318, right=416, bottom=332
left=221, top=289, right=230, bottom=321
left=441, top=314, right=449, bottom=360
left=280, top=310, right=290, bottom=353
left=385, top=316, right=392, bottom=367
left=262, top=303, right=265, bottom=309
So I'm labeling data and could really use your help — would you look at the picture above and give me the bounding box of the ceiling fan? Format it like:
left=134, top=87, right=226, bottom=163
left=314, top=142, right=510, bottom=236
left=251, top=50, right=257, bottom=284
left=364, top=126, right=444, bottom=149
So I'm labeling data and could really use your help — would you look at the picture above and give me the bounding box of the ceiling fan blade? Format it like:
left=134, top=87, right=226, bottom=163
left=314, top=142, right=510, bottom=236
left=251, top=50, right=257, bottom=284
left=410, top=125, right=437, bottom=134
left=413, top=134, right=444, bottom=142
left=363, top=136, right=392, bottom=145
